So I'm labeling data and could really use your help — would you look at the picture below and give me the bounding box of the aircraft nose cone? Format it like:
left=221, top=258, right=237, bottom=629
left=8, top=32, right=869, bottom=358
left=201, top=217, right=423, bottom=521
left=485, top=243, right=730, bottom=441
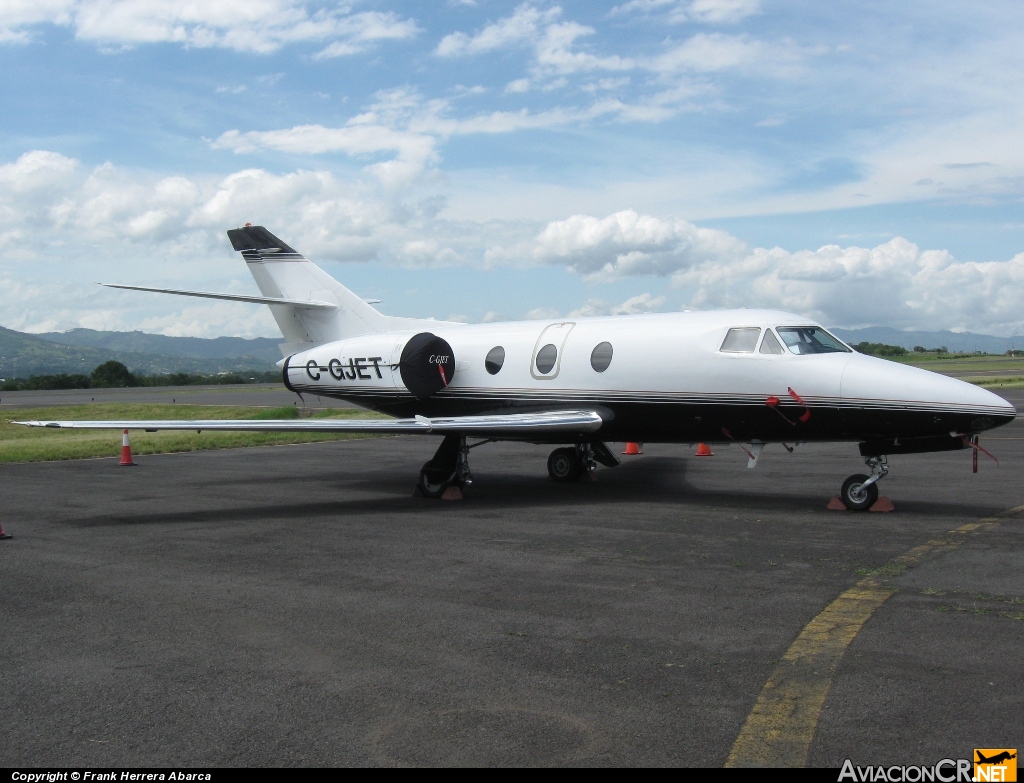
left=841, top=354, right=1016, bottom=432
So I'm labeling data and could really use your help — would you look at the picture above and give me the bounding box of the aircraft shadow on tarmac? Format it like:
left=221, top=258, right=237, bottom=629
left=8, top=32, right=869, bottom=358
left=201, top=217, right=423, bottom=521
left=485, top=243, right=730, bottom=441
left=60, top=454, right=1005, bottom=528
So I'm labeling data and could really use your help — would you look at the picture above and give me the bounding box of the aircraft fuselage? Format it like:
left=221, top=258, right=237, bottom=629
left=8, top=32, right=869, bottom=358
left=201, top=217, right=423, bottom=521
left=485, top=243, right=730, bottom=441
left=282, top=309, right=1015, bottom=446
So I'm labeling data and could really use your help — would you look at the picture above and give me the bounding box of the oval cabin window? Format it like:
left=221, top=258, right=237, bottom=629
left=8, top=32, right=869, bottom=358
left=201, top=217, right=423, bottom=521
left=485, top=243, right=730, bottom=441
left=485, top=346, right=505, bottom=375
left=535, top=344, right=558, bottom=374
left=590, top=341, right=613, bottom=372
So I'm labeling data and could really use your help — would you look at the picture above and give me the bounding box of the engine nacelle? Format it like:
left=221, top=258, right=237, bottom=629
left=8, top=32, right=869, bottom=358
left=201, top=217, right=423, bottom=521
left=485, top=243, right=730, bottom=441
left=398, top=332, right=455, bottom=400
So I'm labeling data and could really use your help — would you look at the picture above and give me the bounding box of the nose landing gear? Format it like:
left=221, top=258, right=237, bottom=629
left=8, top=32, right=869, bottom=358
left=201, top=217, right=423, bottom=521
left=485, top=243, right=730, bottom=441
left=840, top=455, right=888, bottom=510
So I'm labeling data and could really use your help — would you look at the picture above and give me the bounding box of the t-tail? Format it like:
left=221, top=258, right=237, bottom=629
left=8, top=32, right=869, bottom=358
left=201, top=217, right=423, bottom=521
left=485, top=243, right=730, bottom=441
left=103, top=226, right=440, bottom=358
left=226, top=225, right=388, bottom=356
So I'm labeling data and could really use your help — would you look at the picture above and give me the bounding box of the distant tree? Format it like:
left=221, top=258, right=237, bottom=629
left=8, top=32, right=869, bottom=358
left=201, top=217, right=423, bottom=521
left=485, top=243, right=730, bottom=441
left=132, top=370, right=279, bottom=387
left=29, top=374, right=91, bottom=390
left=210, top=373, right=248, bottom=385
left=913, top=345, right=926, bottom=352
left=2, top=373, right=91, bottom=391
left=854, top=342, right=908, bottom=357
left=938, top=346, right=948, bottom=354
left=90, top=360, right=137, bottom=388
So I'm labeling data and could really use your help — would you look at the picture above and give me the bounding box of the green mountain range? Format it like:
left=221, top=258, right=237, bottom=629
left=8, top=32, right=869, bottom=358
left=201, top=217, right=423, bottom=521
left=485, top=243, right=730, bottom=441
left=831, top=327, right=1024, bottom=354
left=0, top=327, right=282, bottom=379
left=37, top=328, right=282, bottom=362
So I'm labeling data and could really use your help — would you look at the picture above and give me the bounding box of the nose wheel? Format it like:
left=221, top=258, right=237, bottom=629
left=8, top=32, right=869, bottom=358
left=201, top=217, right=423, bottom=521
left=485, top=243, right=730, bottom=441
left=840, top=456, right=887, bottom=510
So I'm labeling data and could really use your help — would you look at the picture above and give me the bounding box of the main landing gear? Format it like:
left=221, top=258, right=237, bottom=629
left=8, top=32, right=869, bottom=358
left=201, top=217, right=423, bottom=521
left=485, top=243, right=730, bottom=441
left=840, top=455, right=888, bottom=511
left=547, top=445, right=589, bottom=482
left=547, top=442, right=620, bottom=482
left=417, top=437, right=622, bottom=498
left=418, top=434, right=473, bottom=499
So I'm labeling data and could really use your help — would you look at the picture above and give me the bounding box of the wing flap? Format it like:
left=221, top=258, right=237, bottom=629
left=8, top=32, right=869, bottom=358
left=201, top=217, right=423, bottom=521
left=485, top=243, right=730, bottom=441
left=13, top=410, right=604, bottom=437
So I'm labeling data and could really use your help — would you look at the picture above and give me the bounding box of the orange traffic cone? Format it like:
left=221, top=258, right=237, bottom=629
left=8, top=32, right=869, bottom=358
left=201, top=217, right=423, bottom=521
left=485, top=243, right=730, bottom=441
left=622, top=442, right=643, bottom=455
left=0, top=517, right=11, bottom=540
left=119, top=429, right=136, bottom=466
left=441, top=485, right=463, bottom=501
left=695, top=443, right=714, bottom=457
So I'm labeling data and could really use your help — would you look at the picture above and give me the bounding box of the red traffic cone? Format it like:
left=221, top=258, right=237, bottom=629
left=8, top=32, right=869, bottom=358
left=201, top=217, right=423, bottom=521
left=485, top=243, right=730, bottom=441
left=119, top=429, right=136, bottom=466
left=622, top=442, right=643, bottom=455
left=0, top=517, right=11, bottom=540
left=695, top=443, right=714, bottom=457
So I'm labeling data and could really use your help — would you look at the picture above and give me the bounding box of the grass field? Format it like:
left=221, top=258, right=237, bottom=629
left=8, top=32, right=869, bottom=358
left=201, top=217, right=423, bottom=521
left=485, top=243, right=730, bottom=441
left=0, top=404, right=388, bottom=464
left=965, top=376, right=1024, bottom=389
left=895, top=353, right=1024, bottom=373
left=882, top=354, right=1024, bottom=388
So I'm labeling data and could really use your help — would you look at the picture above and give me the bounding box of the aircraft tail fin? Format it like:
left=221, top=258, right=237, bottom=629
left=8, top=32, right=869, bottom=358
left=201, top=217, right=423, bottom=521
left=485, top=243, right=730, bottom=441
left=227, top=225, right=389, bottom=355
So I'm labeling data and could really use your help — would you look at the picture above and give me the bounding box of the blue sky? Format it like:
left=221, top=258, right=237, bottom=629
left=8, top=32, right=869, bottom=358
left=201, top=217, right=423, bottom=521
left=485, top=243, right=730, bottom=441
left=1, top=0, right=1023, bottom=338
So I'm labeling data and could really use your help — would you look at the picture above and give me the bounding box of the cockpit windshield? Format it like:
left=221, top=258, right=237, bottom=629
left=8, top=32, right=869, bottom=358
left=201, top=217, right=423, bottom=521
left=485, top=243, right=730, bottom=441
left=775, top=327, right=850, bottom=355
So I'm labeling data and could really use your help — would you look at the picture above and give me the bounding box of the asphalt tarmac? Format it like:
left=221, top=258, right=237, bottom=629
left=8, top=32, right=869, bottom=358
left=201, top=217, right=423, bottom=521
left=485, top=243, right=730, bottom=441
left=1, top=392, right=1021, bottom=767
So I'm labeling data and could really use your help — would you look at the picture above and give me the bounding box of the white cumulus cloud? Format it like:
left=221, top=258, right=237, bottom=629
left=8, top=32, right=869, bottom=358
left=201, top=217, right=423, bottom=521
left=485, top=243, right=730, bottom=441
left=0, top=150, right=489, bottom=335
left=4, top=154, right=1024, bottom=338
left=611, top=0, right=761, bottom=24
left=437, top=3, right=634, bottom=77
left=213, top=122, right=439, bottom=190
left=436, top=3, right=559, bottom=56
left=533, top=209, right=747, bottom=277
left=530, top=209, right=1024, bottom=334
left=0, top=1, right=419, bottom=54
left=650, top=32, right=807, bottom=76
left=212, top=88, right=695, bottom=185
left=436, top=2, right=807, bottom=87
left=567, top=293, right=667, bottom=317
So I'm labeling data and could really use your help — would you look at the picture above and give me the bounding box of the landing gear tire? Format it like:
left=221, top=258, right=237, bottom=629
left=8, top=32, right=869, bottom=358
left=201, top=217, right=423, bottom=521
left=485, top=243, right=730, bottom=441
left=841, top=474, right=878, bottom=511
left=548, top=447, right=582, bottom=482
left=419, top=464, right=453, bottom=499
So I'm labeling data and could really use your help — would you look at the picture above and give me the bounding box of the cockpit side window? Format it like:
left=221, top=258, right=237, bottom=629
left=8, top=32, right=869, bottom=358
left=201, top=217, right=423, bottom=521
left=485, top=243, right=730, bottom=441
left=759, top=329, right=785, bottom=355
left=720, top=327, right=761, bottom=353
left=776, top=326, right=851, bottom=355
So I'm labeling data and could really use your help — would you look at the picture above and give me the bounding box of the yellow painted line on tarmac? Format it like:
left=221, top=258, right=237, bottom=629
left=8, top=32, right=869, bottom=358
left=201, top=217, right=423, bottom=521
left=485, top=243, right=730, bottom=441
left=724, top=580, right=894, bottom=767
left=725, top=503, right=1024, bottom=768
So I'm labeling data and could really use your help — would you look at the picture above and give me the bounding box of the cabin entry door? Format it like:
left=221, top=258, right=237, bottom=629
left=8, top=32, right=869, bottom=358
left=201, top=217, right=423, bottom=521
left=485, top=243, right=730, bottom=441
left=531, top=322, right=575, bottom=380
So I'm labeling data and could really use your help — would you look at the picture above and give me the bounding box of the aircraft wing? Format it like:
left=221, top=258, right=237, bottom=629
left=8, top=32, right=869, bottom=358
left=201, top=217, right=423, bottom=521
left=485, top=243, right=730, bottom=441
left=13, top=410, right=605, bottom=437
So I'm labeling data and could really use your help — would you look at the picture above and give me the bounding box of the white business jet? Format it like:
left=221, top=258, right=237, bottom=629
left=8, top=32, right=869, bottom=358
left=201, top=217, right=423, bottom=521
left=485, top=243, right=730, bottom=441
left=17, top=226, right=1016, bottom=509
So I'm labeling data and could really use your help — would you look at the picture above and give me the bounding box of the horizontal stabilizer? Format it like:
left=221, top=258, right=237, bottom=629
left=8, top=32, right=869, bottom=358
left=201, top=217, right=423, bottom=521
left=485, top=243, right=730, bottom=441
left=14, top=410, right=605, bottom=438
left=101, top=283, right=338, bottom=309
